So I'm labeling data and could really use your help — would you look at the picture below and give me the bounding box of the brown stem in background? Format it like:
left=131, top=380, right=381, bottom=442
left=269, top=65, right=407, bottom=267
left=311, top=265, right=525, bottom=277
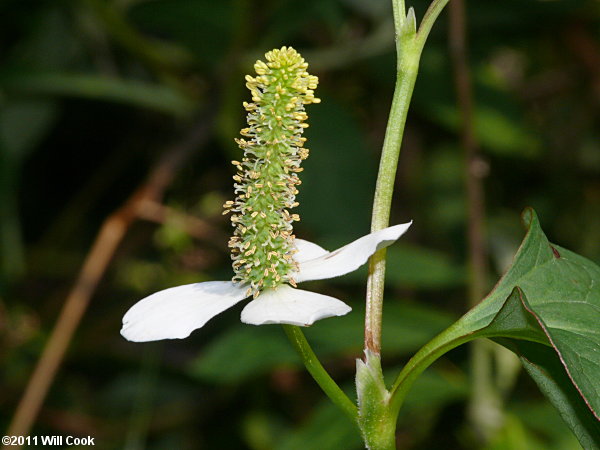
left=448, top=0, right=500, bottom=443
left=448, top=0, right=487, bottom=306
left=6, top=117, right=213, bottom=442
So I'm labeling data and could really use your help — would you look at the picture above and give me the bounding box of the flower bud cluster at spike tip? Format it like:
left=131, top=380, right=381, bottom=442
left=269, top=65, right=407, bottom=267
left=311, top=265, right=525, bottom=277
left=223, top=47, right=320, bottom=297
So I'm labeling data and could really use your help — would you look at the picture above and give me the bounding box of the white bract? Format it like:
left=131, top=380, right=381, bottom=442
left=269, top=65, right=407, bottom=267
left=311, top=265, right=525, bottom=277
left=121, top=222, right=411, bottom=342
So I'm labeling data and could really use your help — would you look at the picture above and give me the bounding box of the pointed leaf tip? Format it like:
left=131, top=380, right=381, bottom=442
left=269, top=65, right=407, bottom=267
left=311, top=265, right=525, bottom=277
left=521, top=207, right=537, bottom=229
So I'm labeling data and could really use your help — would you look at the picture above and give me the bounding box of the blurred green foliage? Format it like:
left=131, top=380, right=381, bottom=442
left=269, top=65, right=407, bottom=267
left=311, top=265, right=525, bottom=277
left=1, top=0, right=598, bottom=448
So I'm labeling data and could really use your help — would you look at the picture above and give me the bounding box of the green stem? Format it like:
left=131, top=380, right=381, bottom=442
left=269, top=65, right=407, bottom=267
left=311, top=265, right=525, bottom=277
left=365, top=0, right=420, bottom=355
left=379, top=0, right=452, bottom=417
left=357, top=351, right=398, bottom=449
left=361, top=0, right=453, bottom=432
left=365, top=0, right=452, bottom=355
left=282, top=325, right=358, bottom=423
left=392, top=0, right=406, bottom=32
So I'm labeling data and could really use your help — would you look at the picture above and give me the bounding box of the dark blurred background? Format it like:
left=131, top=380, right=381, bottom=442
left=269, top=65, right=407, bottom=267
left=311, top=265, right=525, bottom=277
left=1, top=0, right=599, bottom=448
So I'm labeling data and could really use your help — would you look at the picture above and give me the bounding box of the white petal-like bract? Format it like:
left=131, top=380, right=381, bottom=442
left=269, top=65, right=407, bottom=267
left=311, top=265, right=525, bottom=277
left=294, top=239, right=329, bottom=263
left=295, top=222, right=412, bottom=283
left=121, top=281, right=248, bottom=342
left=240, top=285, right=351, bottom=326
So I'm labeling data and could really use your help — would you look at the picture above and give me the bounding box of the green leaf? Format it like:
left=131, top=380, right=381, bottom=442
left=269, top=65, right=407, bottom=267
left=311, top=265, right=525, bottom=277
left=390, top=209, right=600, bottom=447
left=477, top=287, right=548, bottom=345
left=503, top=339, right=600, bottom=449
left=468, top=211, right=600, bottom=426
left=480, top=288, right=600, bottom=447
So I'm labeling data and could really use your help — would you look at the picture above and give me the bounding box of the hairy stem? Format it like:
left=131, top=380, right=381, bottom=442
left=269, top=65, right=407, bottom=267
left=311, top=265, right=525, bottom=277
left=365, top=0, right=450, bottom=355
left=362, top=0, right=453, bottom=425
left=365, top=0, right=419, bottom=355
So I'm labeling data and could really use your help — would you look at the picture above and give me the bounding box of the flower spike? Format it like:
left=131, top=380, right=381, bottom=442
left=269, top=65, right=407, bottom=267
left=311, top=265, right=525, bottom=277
left=224, top=46, right=321, bottom=296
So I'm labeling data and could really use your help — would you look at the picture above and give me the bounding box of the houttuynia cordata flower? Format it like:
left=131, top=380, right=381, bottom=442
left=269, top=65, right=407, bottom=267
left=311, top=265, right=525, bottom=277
left=121, top=47, right=411, bottom=342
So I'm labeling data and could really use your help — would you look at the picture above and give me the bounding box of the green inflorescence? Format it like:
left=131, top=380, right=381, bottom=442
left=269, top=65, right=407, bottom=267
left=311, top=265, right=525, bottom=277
left=224, top=47, right=320, bottom=297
